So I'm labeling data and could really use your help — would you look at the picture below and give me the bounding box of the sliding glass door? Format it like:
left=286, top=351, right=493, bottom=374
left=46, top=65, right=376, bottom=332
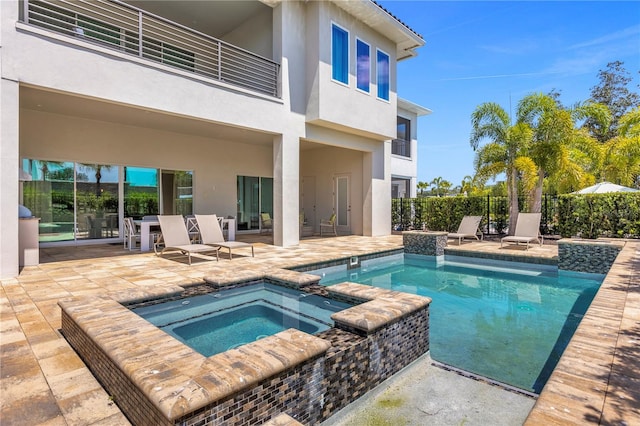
left=22, top=158, right=193, bottom=243
left=237, top=176, right=273, bottom=232
left=22, top=160, right=75, bottom=242
left=76, top=163, right=119, bottom=240
left=124, top=167, right=159, bottom=219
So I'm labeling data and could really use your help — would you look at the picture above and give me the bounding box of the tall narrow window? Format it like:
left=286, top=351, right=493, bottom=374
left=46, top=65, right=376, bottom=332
left=356, top=39, right=370, bottom=92
left=393, top=117, right=411, bottom=157
left=331, top=23, right=349, bottom=84
left=376, top=49, right=390, bottom=101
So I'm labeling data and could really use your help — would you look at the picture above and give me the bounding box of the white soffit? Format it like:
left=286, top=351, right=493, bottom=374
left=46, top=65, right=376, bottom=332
left=331, top=0, right=425, bottom=60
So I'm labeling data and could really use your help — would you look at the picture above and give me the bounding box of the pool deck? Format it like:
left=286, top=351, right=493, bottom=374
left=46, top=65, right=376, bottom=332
left=1, top=235, right=638, bottom=425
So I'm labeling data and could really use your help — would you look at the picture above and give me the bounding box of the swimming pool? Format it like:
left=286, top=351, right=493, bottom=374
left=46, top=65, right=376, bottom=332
left=133, top=282, right=353, bottom=356
left=315, top=253, right=603, bottom=393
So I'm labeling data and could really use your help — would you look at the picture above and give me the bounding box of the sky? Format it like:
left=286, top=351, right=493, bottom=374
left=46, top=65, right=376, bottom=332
left=377, top=0, right=640, bottom=188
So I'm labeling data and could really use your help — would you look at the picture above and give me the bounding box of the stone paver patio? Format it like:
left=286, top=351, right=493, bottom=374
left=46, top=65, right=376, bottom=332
left=1, top=234, right=638, bottom=425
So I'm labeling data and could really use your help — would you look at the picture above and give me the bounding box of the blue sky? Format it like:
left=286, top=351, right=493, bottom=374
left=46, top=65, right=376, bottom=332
left=378, top=0, right=640, bottom=188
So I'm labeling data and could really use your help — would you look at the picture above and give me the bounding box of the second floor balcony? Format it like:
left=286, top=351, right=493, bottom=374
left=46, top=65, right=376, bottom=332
left=22, top=0, right=280, bottom=97
left=392, top=139, right=411, bottom=158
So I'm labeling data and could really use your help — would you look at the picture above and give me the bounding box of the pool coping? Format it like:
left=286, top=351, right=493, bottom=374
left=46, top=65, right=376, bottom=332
left=524, top=241, right=639, bottom=424
left=58, top=268, right=432, bottom=424
left=59, top=293, right=333, bottom=422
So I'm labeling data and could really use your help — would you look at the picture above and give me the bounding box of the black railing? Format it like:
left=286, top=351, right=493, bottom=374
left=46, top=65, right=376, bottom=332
left=391, top=139, right=411, bottom=157
left=392, top=195, right=558, bottom=236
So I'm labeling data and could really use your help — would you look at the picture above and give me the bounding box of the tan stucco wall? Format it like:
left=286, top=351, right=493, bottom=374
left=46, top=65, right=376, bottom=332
left=304, top=1, right=397, bottom=140
left=300, top=146, right=363, bottom=235
left=20, top=109, right=274, bottom=219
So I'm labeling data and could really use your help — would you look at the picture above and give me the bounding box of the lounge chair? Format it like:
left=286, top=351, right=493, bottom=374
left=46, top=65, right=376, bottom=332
left=260, top=213, right=273, bottom=234
left=196, top=214, right=254, bottom=259
left=156, top=215, right=220, bottom=265
left=501, top=212, right=543, bottom=250
left=320, top=213, right=337, bottom=237
left=448, top=215, right=483, bottom=245
left=185, top=215, right=200, bottom=243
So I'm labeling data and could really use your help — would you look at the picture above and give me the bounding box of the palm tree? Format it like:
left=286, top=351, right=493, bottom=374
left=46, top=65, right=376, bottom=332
left=517, top=93, right=577, bottom=212
left=461, top=174, right=490, bottom=195
left=471, top=102, right=532, bottom=234
left=439, top=179, right=453, bottom=196
left=80, top=164, right=114, bottom=197
left=601, top=107, right=640, bottom=187
left=429, top=176, right=452, bottom=197
left=460, top=175, right=474, bottom=195
left=545, top=126, right=601, bottom=193
left=416, top=181, right=429, bottom=197
left=429, top=177, right=443, bottom=196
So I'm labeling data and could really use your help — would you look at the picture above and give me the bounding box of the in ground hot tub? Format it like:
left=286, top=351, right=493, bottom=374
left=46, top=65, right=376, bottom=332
left=59, top=269, right=431, bottom=425
left=132, top=283, right=352, bottom=356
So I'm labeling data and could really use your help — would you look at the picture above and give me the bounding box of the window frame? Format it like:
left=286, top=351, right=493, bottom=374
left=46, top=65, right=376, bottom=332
left=376, top=48, right=391, bottom=101
left=355, top=38, right=371, bottom=93
left=331, top=22, right=350, bottom=86
left=392, top=117, right=412, bottom=158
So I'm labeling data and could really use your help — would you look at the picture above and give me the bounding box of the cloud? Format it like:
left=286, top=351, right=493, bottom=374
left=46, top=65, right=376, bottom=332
left=567, top=24, right=640, bottom=50
left=428, top=71, right=565, bottom=82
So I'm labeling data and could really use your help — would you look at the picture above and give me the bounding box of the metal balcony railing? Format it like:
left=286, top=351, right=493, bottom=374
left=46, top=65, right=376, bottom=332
left=23, top=0, right=280, bottom=97
left=392, top=139, right=411, bottom=157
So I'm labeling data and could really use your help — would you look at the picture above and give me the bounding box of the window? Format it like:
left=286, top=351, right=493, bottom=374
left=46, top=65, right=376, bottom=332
left=21, top=158, right=193, bottom=243
left=397, top=117, right=410, bottom=141
left=392, top=117, right=411, bottom=157
left=376, top=49, right=390, bottom=101
left=143, top=38, right=195, bottom=72
left=356, top=39, right=370, bottom=92
left=28, top=3, right=121, bottom=47
left=22, top=160, right=75, bottom=242
left=331, top=23, right=349, bottom=84
left=21, top=160, right=121, bottom=242
left=392, top=178, right=411, bottom=198
left=76, top=15, right=121, bottom=46
left=237, top=176, right=273, bottom=232
left=124, top=167, right=159, bottom=219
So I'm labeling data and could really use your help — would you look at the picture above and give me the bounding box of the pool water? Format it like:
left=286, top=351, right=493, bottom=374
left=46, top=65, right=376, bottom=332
left=317, top=254, right=603, bottom=393
left=133, top=283, right=352, bottom=357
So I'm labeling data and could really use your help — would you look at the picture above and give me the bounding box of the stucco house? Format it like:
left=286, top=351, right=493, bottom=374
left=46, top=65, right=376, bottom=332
left=0, top=0, right=429, bottom=278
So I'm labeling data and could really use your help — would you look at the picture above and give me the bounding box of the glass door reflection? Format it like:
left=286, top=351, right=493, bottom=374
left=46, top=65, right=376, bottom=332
left=76, top=163, right=119, bottom=240
left=22, top=160, right=75, bottom=242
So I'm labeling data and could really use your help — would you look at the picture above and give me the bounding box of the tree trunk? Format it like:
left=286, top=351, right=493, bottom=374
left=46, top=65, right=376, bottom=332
left=531, top=169, right=545, bottom=213
left=508, top=166, right=520, bottom=235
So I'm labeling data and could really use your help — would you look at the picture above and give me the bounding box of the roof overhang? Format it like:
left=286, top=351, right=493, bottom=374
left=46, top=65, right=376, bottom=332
left=332, top=1, right=425, bottom=60
left=261, top=0, right=425, bottom=60
left=398, top=98, right=432, bottom=117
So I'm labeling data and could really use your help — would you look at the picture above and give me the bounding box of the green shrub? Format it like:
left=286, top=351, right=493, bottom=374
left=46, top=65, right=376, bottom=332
left=557, top=193, right=640, bottom=238
left=392, top=193, right=639, bottom=239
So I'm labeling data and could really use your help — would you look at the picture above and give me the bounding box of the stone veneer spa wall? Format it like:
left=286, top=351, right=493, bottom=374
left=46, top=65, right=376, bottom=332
left=59, top=271, right=431, bottom=425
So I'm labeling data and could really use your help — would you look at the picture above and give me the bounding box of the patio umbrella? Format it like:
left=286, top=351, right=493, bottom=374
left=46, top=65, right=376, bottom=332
left=575, top=181, right=639, bottom=194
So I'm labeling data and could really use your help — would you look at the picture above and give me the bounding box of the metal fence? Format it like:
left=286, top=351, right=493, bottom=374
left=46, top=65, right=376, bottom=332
left=24, top=0, right=280, bottom=97
left=392, top=195, right=558, bottom=236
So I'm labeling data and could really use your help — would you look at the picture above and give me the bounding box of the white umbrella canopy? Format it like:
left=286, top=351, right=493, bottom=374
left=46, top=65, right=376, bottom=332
left=575, top=181, right=640, bottom=194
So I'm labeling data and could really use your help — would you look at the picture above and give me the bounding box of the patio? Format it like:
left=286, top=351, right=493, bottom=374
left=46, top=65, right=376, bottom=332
left=1, top=235, right=638, bottom=425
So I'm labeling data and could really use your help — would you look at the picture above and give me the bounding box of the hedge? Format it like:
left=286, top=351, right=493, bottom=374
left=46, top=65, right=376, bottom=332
left=556, top=193, right=640, bottom=239
left=392, top=193, right=640, bottom=239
